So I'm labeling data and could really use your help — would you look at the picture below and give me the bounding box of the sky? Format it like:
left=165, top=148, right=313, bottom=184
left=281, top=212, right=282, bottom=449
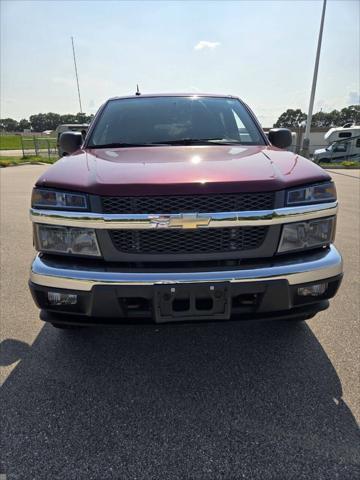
left=1, top=0, right=359, bottom=126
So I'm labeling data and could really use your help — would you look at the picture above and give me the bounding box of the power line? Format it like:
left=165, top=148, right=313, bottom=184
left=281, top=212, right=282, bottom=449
left=71, top=36, right=83, bottom=113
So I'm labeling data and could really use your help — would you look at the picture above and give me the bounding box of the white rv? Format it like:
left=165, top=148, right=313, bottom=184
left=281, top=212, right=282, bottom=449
left=324, top=125, right=360, bottom=144
left=313, top=125, right=360, bottom=163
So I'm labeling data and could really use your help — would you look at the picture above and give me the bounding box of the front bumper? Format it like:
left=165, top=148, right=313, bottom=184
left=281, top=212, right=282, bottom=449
left=29, top=246, right=343, bottom=323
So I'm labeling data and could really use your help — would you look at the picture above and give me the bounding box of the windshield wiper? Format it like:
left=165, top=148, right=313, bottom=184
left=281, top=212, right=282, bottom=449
left=87, top=138, right=242, bottom=148
left=149, top=138, right=241, bottom=145
left=87, top=142, right=155, bottom=148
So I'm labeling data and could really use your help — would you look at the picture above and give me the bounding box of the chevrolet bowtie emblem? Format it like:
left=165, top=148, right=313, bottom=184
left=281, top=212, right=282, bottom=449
left=149, top=213, right=211, bottom=229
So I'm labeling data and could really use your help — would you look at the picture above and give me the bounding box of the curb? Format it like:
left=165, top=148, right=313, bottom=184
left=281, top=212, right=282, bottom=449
left=0, top=162, right=52, bottom=168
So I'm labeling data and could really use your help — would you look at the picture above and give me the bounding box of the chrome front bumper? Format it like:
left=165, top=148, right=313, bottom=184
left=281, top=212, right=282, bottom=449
left=30, top=245, right=343, bottom=292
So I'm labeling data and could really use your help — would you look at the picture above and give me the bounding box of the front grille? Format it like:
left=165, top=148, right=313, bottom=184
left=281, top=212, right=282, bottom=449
left=109, top=227, right=268, bottom=255
left=102, top=192, right=275, bottom=214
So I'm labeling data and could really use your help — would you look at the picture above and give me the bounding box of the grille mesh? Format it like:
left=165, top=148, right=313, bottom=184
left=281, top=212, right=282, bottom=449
left=109, top=227, right=268, bottom=255
left=102, top=192, right=275, bottom=214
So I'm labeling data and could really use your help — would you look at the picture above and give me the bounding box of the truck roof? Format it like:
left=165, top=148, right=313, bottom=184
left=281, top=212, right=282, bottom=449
left=107, top=93, right=239, bottom=101
left=56, top=124, right=89, bottom=128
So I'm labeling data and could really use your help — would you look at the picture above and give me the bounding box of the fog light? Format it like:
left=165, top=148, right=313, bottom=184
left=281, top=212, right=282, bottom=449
left=48, top=292, right=77, bottom=305
left=297, top=283, right=328, bottom=297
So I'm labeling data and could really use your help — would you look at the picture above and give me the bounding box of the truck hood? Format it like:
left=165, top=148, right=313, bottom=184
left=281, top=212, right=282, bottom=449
left=36, top=145, right=331, bottom=196
left=314, top=148, right=327, bottom=155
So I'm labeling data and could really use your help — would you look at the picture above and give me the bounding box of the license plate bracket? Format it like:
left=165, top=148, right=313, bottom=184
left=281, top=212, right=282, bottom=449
left=153, top=282, right=231, bottom=323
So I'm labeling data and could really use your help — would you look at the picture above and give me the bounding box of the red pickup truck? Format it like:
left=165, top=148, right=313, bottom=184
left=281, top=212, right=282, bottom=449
left=29, top=94, right=343, bottom=328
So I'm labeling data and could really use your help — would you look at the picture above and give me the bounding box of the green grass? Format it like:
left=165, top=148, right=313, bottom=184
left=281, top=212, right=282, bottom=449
left=0, top=155, right=57, bottom=167
left=0, top=134, right=57, bottom=150
left=0, top=135, right=22, bottom=150
left=319, top=160, right=360, bottom=169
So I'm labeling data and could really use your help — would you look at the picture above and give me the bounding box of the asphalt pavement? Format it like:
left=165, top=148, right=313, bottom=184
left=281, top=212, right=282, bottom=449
left=0, top=165, right=359, bottom=479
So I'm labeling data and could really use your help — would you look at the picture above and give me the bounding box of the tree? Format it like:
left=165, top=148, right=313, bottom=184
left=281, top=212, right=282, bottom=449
left=0, top=118, right=19, bottom=132
left=311, top=111, right=328, bottom=127
left=29, top=113, right=48, bottom=132
left=18, top=118, right=31, bottom=131
left=60, top=114, right=77, bottom=124
left=274, top=105, right=360, bottom=129
left=45, top=112, right=61, bottom=130
left=27, top=112, right=95, bottom=131
left=29, top=113, right=62, bottom=131
left=75, top=112, right=88, bottom=123
left=273, top=109, right=307, bottom=128
left=338, top=105, right=360, bottom=126
left=59, top=112, right=93, bottom=124
left=0, top=112, right=94, bottom=134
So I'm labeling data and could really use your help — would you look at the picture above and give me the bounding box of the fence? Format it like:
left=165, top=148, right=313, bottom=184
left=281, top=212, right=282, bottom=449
left=312, top=134, right=360, bottom=164
left=16, top=133, right=360, bottom=164
left=20, top=136, right=58, bottom=160
left=290, top=127, right=329, bottom=155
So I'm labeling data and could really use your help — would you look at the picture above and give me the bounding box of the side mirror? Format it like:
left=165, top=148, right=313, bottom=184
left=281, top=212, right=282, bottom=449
left=268, top=128, right=292, bottom=149
left=60, top=131, right=82, bottom=155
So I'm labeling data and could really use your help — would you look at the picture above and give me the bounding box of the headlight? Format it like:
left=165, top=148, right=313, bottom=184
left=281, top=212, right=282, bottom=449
left=278, top=217, right=335, bottom=253
left=32, top=189, right=88, bottom=210
left=35, top=225, right=100, bottom=256
left=287, top=182, right=336, bottom=206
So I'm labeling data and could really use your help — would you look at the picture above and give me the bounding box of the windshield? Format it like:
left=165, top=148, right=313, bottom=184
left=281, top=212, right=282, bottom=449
left=87, top=96, right=265, bottom=147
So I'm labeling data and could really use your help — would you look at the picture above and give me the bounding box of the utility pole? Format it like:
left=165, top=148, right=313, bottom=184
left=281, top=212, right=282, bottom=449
left=302, top=0, right=327, bottom=157
left=71, top=36, right=83, bottom=113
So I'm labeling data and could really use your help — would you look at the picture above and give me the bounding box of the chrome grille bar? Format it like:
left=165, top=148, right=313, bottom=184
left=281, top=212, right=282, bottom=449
left=30, top=202, right=338, bottom=229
